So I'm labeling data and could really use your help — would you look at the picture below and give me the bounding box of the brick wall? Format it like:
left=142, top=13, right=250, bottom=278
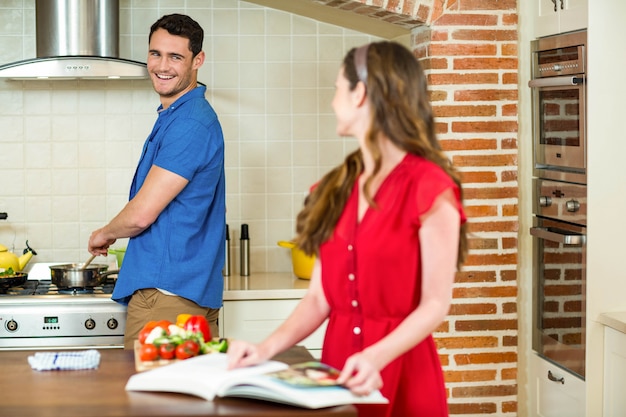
left=314, top=0, right=521, bottom=414
left=426, top=2, right=519, bottom=413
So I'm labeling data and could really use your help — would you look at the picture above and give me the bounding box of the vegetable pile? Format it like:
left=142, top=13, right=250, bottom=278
left=137, top=314, right=228, bottom=362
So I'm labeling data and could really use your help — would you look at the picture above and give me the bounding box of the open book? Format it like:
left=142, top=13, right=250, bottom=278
left=125, top=353, right=388, bottom=409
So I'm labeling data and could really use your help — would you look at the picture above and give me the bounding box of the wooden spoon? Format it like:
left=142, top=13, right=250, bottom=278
left=81, top=254, right=97, bottom=270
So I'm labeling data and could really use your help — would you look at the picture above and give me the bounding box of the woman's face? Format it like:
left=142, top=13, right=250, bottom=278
left=331, top=66, right=363, bottom=137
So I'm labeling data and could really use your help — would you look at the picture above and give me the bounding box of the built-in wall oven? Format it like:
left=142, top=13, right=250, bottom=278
left=530, top=30, right=586, bottom=185
left=529, top=30, right=587, bottom=380
left=531, top=179, right=586, bottom=379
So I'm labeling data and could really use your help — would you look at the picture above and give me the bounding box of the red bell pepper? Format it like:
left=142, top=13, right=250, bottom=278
left=183, top=315, right=211, bottom=342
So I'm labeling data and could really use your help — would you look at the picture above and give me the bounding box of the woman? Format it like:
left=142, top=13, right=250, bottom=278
left=228, top=41, right=468, bottom=416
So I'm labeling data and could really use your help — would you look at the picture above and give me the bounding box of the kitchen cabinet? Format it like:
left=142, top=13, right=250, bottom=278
left=603, top=327, right=626, bottom=416
left=220, top=273, right=326, bottom=358
left=220, top=299, right=327, bottom=358
left=535, top=0, right=587, bottom=38
left=530, top=354, right=585, bottom=417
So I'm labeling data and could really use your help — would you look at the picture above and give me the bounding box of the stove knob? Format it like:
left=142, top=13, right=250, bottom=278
left=5, top=319, right=18, bottom=332
left=566, top=199, right=580, bottom=212
left=107, top=318, right=119, bottom=330
left=539, top=196, right=552, bottom=207
left=84, top=318, right=96, bottom=330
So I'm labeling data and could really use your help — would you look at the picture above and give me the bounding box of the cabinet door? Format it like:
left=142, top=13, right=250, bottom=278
left=221, top=299, right=327, bottom=356
left=531, top=354, right=585, bottom=417
left=559, top=0, right=588, bottom=34
left=604, top=327, right=626, bottom=416
left=535, top=0, right=587, bottom=38
left=536, top=0, right=561, bottom=37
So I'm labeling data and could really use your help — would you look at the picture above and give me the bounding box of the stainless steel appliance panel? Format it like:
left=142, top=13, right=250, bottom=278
left=530, top=30, right=587, bottom=184
left=531, top=216, right=586, bottom=379
left=0, top=266, right=125, bottom=350
left=529, top=30, right=588, bottom=379
left=0, top=297, right=126, bottom=350
left=533, top=179, right=587, bottom=226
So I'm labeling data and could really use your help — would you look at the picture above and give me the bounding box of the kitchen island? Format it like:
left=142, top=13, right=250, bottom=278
left=0, top=346, right=357, bottom=417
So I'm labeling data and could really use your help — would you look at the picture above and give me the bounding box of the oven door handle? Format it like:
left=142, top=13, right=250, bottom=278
left=528, top=75, right=584, bottom=88
left=530, top=226, right=586, bottom=246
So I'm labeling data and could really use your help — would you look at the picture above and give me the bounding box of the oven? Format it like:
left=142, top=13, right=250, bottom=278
left=530, top=179, right=586, bottom=379
left=529, top=30, right=587, bottom=380
left=0, top=263, right=126, bottom=350
left=529, top=30, right=586, bottom=185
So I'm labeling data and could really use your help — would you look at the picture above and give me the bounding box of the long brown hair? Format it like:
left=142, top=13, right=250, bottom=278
left=295, top=41, right=468, bottom=269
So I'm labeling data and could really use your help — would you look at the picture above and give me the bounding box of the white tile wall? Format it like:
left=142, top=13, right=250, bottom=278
left=0, top=0, right=375, bottom=274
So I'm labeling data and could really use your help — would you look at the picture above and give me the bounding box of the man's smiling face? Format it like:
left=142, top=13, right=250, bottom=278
left=147, top=28, right=204, bottom=108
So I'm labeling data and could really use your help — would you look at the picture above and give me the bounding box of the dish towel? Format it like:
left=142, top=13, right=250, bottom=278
left=28, top=349, right=101, bottom=371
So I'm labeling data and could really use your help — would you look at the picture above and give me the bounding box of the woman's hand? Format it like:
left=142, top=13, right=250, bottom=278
left=227, top=340, right=268, bottom=370
left=336, top=351, right=383, bottom=396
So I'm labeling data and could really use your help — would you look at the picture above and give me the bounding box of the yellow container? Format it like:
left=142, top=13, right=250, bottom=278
left=108, top=247, right=126, bottom=267
left=277, top=241, right=315, bottom=280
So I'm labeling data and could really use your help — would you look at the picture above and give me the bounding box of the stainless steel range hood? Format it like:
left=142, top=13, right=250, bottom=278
left=0, top=0, right=148, bottom=80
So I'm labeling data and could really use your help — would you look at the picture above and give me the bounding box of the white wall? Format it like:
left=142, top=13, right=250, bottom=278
left=586, top=1, right=626, bottom=415
left=0, top=0, right=376, bottom=273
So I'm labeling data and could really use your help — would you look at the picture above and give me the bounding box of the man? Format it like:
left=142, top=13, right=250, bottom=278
left=88, top=14, right=225, bottom=349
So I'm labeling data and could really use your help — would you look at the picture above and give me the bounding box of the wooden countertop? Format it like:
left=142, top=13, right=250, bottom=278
left=224, top=273, right=311, bottom=300
left=0, top=346, right=356, bottom=417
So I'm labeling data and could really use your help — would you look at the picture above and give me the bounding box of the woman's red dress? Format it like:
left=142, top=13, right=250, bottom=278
left=319, top=153, right=465, bottom=417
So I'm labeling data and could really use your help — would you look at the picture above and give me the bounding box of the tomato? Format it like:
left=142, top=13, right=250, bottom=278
left=175, top=340, right=200, bottom=360
left=176, top=313, right=192, bottom=328
left=138, top=327, right=153, bottom=345
left=158, top=343, right=176, bottom=360
left=139, top=343, right=158, bottom=361
left=183, top=315, right=211, bottom=342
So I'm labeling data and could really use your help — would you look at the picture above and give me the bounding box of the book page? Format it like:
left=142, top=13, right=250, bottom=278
left=217, top=373, right=388, bottom=409
left=268, top=361, right=341, bottom=387
left=125, top=353, right=288, bottom=401
left=216, top=362, right=387, bottom=409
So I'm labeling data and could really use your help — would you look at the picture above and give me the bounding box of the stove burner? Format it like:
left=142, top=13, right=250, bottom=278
left=0, top=278, right=116, bottom=296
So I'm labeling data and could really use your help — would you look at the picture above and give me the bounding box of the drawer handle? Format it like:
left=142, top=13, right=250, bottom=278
left=548, top=370, right=565, bottom=384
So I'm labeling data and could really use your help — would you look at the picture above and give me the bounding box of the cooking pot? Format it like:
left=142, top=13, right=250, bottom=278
left=277, top=241, right=315, bottom=280
left=49, top=263, right=119, bottom=288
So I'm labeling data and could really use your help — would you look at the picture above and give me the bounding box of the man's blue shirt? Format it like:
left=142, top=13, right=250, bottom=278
left=112, top=86, right=225, bottom=308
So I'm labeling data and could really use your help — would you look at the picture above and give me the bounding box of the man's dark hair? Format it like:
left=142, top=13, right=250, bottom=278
left=149, top=14, right=204, bottom=57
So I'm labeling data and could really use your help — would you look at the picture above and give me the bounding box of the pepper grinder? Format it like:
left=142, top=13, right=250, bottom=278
left=222, top=224, right=231, bottom=276
left=240, top=224, right=250, bottom=276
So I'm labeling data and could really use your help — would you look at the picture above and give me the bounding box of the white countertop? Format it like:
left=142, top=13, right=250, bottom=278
left=24, top=263, right=309, bottom=301
left=223, top=272, right=311, bottom=300
left=598, top=311, right=626, bottom=334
